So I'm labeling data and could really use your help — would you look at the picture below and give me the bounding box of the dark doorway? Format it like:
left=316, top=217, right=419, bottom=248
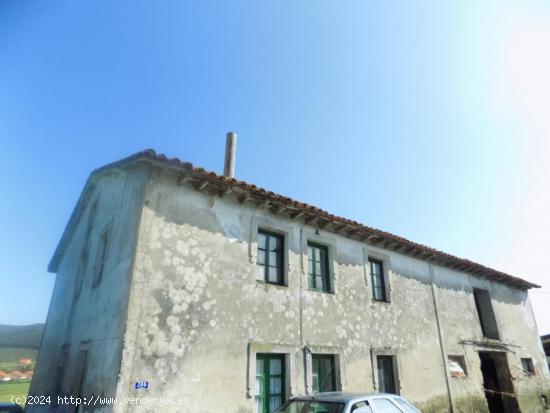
left=478, top=352, right=520, bottom=413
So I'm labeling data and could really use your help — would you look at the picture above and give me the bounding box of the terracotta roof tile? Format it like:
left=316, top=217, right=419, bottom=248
left=54, top=149, right=538, bottom=290
left=132, top=149, right=540, bottom=290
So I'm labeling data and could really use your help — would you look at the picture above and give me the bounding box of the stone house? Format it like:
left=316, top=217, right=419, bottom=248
left=29, top=143, right=550, bottom=413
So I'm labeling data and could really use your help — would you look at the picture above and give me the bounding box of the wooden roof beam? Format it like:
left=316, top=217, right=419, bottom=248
left=238, top=194, right=255, bottom=204
left=258, top=199, right=271, bottom=209
left=290, top=211, right=305, bottom=220
left=218, top=186, right=233, bottom=197
left=305, top=214, right=319, bottom=225
left=197, top=180, right=209, bottom=191
left=177, top=174, right=195, bottom=186
left=274, top=204, right=288, bottom=215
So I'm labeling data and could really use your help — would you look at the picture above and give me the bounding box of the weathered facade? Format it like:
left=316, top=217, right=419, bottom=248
left=29, top=150, right=550, bottom=413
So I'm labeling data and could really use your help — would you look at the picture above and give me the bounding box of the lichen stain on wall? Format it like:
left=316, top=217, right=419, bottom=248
left=133, top=207, right=300, bottom=383
left=135, top=218, right=222, bottom=382
left=121, top=177, right=550, bottom=412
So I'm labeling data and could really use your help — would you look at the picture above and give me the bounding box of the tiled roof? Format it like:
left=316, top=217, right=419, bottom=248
left=50, top=149, right=540, bottom=290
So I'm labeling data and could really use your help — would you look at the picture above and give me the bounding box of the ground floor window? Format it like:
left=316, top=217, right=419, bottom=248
left=256, top=354, right=286, bottom=413
left=312, top=354, right=338, bottom=392
left=377, top=355, right=397, bottom=394
left=520, top=358, right=535, bottom=375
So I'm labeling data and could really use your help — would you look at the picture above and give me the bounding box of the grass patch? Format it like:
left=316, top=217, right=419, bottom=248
left=0, top=361, right=18, bottom=371
left=0, top=382, right=30, bottom=405
left=0, top=347, right=38, bottom=364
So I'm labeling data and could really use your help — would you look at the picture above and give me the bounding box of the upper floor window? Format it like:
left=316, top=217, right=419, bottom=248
left=473, top=288, right=499, bottom=340
left=308, top=242, right=330, bottom=293
left=84, top=201, right=98, bottom=246
left=74, top=248, right=89, bottom=299
left=92, top=227, right=110, bottom=288
left=369, top=258, right=387, bottom=302
left=256, top=230, right=284, bottom=285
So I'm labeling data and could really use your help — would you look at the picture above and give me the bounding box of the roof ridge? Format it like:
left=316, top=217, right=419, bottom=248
left=50, top=149, right=539, bottom=290
left=130, top=149, right=538, bottom=290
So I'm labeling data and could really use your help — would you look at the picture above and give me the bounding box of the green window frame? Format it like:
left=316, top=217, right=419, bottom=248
left=257, top=230, right=284, bottom=285
left=255, top=354, right=286, bottom=413
left=308, top=242, right=330, bottom=292
left=377, top=355, right=397, bottom=394
left=369, top=258, right=387, bottom=301
left=312, top=354, right=337, bottom=393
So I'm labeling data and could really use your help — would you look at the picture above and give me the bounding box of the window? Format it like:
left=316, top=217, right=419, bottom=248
left=473, top=288, right=499, bottom=340
left=312, top=354, right=338, bottom=392
left=369, top=258, right=387, bottom=302
left=84, top=201, right=98, bottom=245
left=447, top=355, right=467, bottom=378
left=257, top=230, right=284, bottom=285
left=308, top=242, right=330, bottom=292
left=521, top=358, right=535, bottom=375
left=370, top=399, right=402, bottom=413
left=74, top=248, right=89, bottom=299
left=377, top=356, right=397, bottom=394
left=92, top=228, right=110, bottom=288
left=256, top=354, right=286, bottom=413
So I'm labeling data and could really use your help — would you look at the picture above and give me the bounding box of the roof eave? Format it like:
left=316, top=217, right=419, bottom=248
left=48, top=149, right=539, bottom=292
left=47, top=153, right=152, bottom=273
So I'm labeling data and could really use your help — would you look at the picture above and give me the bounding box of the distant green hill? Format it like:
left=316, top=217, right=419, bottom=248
left=0, top=324, right=44, bottom=366
left=0, top=324, right=44, bottom=349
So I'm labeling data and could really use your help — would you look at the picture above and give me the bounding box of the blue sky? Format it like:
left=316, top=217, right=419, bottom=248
left=1, top=1, right=549, bottom=334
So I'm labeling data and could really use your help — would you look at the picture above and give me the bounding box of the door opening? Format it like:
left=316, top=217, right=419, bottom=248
left=478, top=351, right=520, bottom=413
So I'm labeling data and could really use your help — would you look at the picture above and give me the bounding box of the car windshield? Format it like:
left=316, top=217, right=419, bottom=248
left=276, top=400, right=345, bottom=413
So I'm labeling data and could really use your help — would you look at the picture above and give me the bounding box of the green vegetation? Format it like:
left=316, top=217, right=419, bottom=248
left=0, top=324, right=44, bottom=349
left=0, top=323, right=42, bottom=369
left=0, top=382, right=30, bottom=405
left=0, top=361, right=18, bottom=371
left=0, top=348, right=38, bottom=366
left=0, top=324, right=43, bottom=406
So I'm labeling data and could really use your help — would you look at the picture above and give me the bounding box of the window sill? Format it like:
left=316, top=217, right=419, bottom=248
left=481, top=337, right=502, bottom=344
left=308, top=288, right=334, bottom=295
left=256, top=280, right=287, bottom=289
left=371, top=298, right=391, bottom=304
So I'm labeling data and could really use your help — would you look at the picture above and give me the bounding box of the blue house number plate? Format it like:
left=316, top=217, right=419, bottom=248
left=134, top=381, right=149, bottom=390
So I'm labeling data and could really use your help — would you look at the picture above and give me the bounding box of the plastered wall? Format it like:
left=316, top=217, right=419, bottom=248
left=114, top=168, right=550, bottom=413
